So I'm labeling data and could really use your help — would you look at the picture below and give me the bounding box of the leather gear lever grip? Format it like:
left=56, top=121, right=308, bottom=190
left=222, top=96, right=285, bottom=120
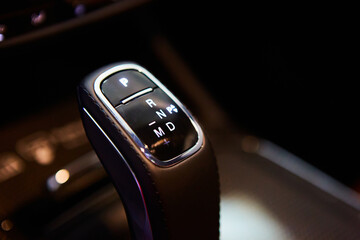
left=77, top=62, right=220, bottom=240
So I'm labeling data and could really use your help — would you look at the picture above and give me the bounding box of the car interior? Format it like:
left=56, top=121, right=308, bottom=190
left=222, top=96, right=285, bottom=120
left=1, top=1, right=359, bottom=239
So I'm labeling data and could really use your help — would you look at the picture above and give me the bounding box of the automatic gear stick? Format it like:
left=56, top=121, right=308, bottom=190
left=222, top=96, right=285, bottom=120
left=77, top=62, right=219, bottom=240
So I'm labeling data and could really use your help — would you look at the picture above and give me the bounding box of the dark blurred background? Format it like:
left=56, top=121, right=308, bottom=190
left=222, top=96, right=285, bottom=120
left=0, top=1, right=358, bottom=239
left=156, top=3, right=358, bottom=189
left=1, top=0, right=357, bottom=192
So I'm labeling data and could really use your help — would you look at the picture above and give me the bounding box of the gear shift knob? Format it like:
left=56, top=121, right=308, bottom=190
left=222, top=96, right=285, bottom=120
left=77, top=62, right=219, bottom=240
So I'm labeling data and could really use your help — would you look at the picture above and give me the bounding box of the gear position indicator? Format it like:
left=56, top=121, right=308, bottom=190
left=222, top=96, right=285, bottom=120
left=116, top=88, right=199, bottom=162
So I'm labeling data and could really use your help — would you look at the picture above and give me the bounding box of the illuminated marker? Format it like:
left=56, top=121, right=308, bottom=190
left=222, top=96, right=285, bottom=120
left=166, top=122, right=175, bottom=131
left=156, top=109, right=167, bottom=119
left=153, top=127, right=165, bottom=138
left=146, top=99, right=156, bottom=108
left=119, top=77, right=128, bottom=87
left=166, top=104, right=178, bottom=114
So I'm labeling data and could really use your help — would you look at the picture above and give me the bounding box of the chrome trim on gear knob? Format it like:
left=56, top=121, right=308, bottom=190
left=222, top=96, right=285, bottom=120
left=93, top=62, right=204, bottom=167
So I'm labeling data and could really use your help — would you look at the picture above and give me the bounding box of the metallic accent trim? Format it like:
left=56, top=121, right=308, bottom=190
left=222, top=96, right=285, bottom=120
left=121, top=87, right=153, bottom=104
left=94, top=63, right=204, bottom=167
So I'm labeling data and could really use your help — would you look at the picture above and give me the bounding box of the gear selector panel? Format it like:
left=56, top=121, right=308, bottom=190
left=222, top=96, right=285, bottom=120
left=96, top=63, right=203, bottom=166
left=78, top=63, right=219, bottom=239
left=116, top=88, right=198, bottom=161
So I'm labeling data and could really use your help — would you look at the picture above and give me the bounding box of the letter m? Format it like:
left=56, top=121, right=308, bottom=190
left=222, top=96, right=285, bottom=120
left=153, top=127, right=165, bottom=138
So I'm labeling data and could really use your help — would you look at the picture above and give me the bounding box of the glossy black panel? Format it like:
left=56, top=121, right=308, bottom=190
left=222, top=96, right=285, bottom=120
left=101, top=70, right=155, bottom=106
left=116, top=88, right=198, bottom=161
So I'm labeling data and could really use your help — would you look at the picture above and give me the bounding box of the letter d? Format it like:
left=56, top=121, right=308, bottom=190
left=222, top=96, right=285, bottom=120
left=166, top=122, right=176, bottom=131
